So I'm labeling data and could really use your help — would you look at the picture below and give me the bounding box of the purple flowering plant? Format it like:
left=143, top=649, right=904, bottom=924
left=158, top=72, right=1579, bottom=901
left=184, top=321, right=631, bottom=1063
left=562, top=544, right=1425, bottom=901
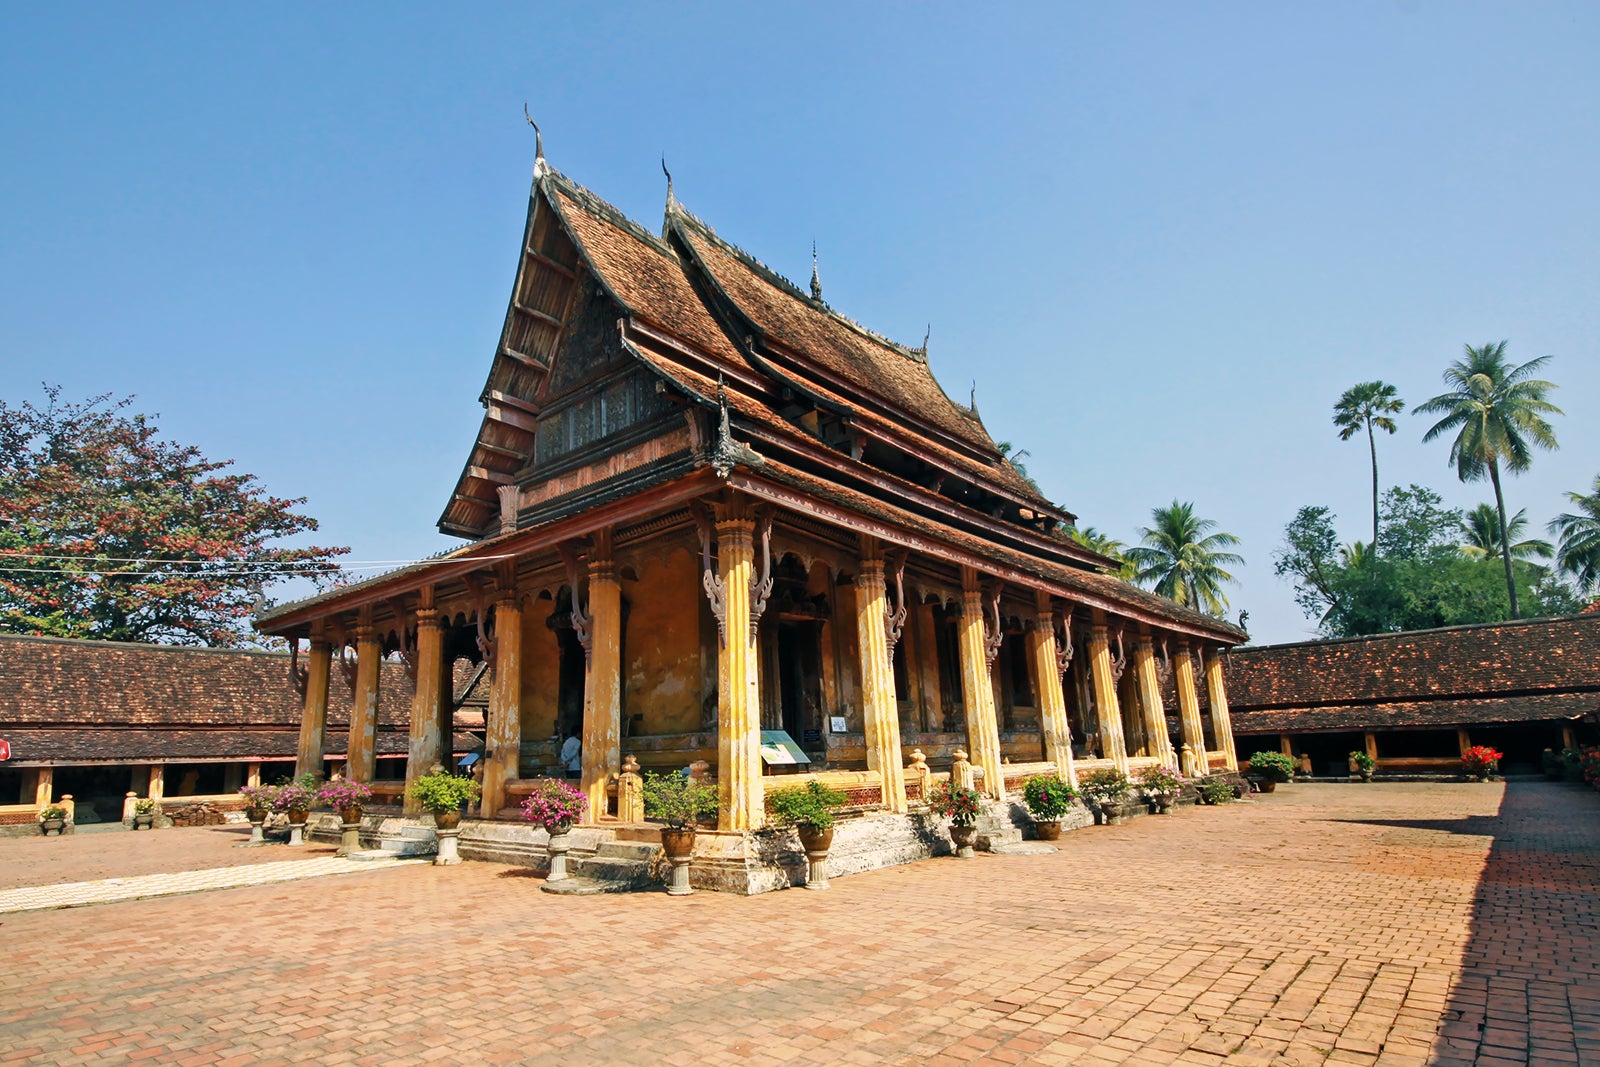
left=271, top=774, right=319, bottom=813
left=1137, top=764, right=1186, bottom=795
left=238, top=784, right=278, bottom=813
left=317, top=778, right=373, bottom=810
left=521, top=777, right=586, bottom=831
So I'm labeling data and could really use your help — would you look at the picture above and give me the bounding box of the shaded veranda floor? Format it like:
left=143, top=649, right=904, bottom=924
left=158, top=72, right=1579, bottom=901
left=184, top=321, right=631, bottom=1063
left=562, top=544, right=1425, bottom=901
left=0, top=781, right=1595, bottom=1066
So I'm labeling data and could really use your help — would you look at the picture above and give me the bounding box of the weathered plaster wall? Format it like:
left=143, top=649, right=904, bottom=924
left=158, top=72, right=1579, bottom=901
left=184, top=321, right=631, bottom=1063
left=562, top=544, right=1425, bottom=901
left=520, top=594, right=561, bottom=744
left=623, top=550, right=703, bottom=736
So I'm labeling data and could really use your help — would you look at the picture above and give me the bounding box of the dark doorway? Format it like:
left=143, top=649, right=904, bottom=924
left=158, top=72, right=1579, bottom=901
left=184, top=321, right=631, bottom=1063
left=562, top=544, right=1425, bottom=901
left=1294, top=732, right=1367, bottom=777
left=776, top=622, right=823, bottom=754
left=1469, top=722, right=1569, bottom=775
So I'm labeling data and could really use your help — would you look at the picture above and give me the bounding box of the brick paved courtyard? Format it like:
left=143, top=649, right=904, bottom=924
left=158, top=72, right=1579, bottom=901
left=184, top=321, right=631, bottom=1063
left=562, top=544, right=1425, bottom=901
left=1, top=781, right=1595, bottom=1066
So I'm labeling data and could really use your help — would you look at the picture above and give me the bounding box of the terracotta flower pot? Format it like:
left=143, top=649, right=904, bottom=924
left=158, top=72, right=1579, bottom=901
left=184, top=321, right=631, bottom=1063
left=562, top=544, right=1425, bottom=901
left=1034, top=820, right=1061, bottom=840
left=434, top=810, right=462, bottom=830
left=287, top=807, right=309, bottom=825
left=41, top=818, right=65, bottom=836
left=340, top=805, right=363, bottom=824
left=949, top=822, right=977, bottom=858
left=797, top=826, right=834, bottom=854
left=245, top=807, right=268, bottom=823
left=661, top=827, right=697, bottom=859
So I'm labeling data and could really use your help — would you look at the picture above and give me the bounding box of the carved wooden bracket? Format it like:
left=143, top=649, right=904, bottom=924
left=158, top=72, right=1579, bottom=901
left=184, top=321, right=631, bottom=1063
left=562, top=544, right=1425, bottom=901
left=465, top=576, right=497, bottom=676
left=982, top=583, right=1003, bottom=670
left=692, top=502, right=727, bottom=648
left=287, top=638, right=308, bottom=698
left=1111, top=628, right=1128, bottom=682
left=748, top=507, right=775, bottom=642
left=557, top=541, right=592, bottom=663
left=336, top=642, right=357, bottom=695
left=883, top=550, right=908, bottom=664
left=1054, top=604, right=1075, bottom=680
left=387, top=598, right=417, bottom=682
left=1158, top=639, right=1173, bottom=682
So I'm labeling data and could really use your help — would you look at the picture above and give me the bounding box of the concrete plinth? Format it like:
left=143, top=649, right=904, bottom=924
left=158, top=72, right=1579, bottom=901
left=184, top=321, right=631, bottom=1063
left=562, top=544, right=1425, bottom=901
left=287, top=821, right=306, bottom=846
left=547, top=833, right=572, bottom=881
left=665, top=856, right=693, bottom=895
left=246, top=819, right=266, bottom=846
left=803, top=849, right=830, bottom=890
left=338, top=821, right=361, bottom=856
left=434, top=829, right=461, bottom=866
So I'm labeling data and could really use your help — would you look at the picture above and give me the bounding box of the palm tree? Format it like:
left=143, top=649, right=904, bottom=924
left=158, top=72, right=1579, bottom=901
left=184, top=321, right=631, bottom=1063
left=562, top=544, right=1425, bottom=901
left=1067, top=526, right=1135, bottom=580
left=1549, top=474, right=1600, bottom=596
left=1125, top=502, right=1243, bottom=616
left=1333, top=381, right=1404, bottom=549
left=1339, top=540, right=1376, bottom=569
left=1413, top=341, right=1562, bottom=618
left=1459, top=504, right=1552, bottom=563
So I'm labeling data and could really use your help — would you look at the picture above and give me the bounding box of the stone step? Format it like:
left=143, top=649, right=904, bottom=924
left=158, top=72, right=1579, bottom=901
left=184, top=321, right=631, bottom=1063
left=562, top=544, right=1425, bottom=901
left=379, top=826, right=438, bottom=857
left=568, top=855, right=657, bottom=886
left=595, top=840, right=660, bottom=862
left=540, top=876, right=651, bottom=896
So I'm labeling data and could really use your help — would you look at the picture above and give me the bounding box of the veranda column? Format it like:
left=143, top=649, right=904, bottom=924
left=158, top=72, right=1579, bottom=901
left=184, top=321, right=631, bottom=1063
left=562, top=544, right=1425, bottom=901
left=147, top=764, right=164, bottom=803
left=716, top=511, right=764, bottom=831
left=1134, top=635, right=1177, bottom=767
left=1174, top=641, right=1207, bottom=776
left=346, top=623, right=381, bottom=784
left=956, top=566, right=1005, bottom=799
left=1086, top=615, right=1129, bottom=773
left=854, top=542, right=906, bottom=813
left=582, top=539, right=623, bottom=822
left=1202, top=649, right=1239, bottom=772
left=294, top=638, right=332, bottom=779
left=1029, top=591, right=1077, bottom=787
left=34, top=767, right=54, bottom=809
left=404, top=607, right=445, bottom=814
left=482, top=591, right=523, bottom=818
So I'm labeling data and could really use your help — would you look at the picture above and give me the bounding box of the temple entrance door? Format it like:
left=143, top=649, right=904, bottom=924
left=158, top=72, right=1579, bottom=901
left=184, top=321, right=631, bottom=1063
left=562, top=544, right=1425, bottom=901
left=776, top=622, right=823, bottom=757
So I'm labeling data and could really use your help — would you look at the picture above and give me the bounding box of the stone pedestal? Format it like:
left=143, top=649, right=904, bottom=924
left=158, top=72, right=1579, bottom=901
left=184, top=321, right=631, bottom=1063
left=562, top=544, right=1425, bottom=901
left=246, top=818, right=266, bottom=846
left=434, top=828, right=461, bottom=866
left=547, top=830, right=572, bottom=881
left=339, top=820, right=361, bottom=856
left=804, top=848, right=831, bottom=891
left=951, top=824, right=977, bottom=859
left=666, top=855, right=693, bottom=895
left=288, top=820, right=306, bottom=847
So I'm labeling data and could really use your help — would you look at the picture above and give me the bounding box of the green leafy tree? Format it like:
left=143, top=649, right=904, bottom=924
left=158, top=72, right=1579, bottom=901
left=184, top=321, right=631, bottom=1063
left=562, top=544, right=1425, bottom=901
left=1125, top=501, right=1243, bottom=616
left=1413, top=341, right=1562, bottom=618
left=0, top=386, right=347, bottom=646
left=1459, top=504, right=1551, bottom=563
left=1549, top=474, right=1600, bottom=596
left=1332, top=381, right=1405, bottom=550
left=1066, top=525, right=1136, bottom=580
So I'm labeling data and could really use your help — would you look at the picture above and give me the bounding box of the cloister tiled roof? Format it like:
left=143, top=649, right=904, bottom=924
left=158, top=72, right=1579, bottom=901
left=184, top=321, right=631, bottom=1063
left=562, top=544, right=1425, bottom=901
left=1225, top=614, right=1600, bottom=734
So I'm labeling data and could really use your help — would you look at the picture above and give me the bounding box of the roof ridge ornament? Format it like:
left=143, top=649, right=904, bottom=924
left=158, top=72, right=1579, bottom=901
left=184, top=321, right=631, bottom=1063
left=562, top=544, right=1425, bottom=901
left=524, top=104, right=547, bottom=178
left=810, top=241, right=823, bottom=302
left=662, top=157, right=676, bottom=210
left=711, top=376, right=764, bottom=479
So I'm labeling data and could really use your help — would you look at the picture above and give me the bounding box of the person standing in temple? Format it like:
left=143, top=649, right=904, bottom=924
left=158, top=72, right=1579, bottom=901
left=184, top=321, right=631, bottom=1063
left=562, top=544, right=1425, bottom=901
left=560, top=730, right=581, bottom=780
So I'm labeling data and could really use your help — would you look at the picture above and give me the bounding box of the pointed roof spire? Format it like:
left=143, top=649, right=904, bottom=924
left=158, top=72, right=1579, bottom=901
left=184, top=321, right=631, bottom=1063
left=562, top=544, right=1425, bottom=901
left=524, top=104, right=547, bottom=177
left=969, top=381, right=979, bottom=414
left=810, top=241, right=823, bottom=301
left=662, top=157, right=676, bottom=211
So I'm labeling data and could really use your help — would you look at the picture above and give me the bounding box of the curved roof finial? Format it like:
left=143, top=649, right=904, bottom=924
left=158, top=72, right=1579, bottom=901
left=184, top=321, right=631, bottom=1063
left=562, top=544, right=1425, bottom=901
left=810, top=241, right=823, bottom=301
left=970, top=381, right=979, bottom=414
left=661, top=157, right=675, bottom=209
left=524, top=104, right=546, bottom=176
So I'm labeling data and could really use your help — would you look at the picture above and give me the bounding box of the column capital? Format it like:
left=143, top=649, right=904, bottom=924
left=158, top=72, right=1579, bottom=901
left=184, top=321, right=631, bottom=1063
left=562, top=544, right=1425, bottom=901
left=308, top=636, right=333, bottom=653
left=588, top=556, right=617, bottom=584
left=854, top=557, right=886, bottom=586
left=353, top=623, right=377, bottom=643
left=414, top=607, right=441, bottom=629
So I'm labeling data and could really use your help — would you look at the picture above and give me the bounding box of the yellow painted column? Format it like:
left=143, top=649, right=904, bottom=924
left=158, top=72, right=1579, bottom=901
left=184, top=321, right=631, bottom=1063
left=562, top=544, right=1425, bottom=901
left=147, top=764, right=164, bottom=803
left=294, top=639, right=332, bottom=779
left=1134, top=636, right=1177, bottom=767
left=1121, top=669, right=1147, bottom=757
left=346, top=625, right=381, bottom=784
left=1203, top=650, right=1239, bottom=772
left=582, top=547, right=623, bottom=822
left=34, top=767, right=54, bottom=809
left=246, top=762, right=261, bottom=788
left=956, top=567, right=1005, bottom=799
left=1087, top=619, right=1129, bottom=774
left=482, top=593, right=523, bottom=818
left=716, top=513, right=764, bottom=831
left=1174, top=642, right=1206, bottom=776
left=1028, top=592, right=1077, bottom=788
left=404, top=608, right=445, bottom=814
left=854, top=549, right=907, bottom=813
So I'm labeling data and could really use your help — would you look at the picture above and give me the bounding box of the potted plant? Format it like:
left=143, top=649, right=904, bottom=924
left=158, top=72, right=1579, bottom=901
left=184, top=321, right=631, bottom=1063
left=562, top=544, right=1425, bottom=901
left=272, top=774, right=318, bottom=845
left=1462, top=745, right=1503, bottom=781
left=768, top=779, right=849, bottom=889
left=642, top=771, right=719, bottom=895
left=521, top=778, right=588, bottom=881
left=39, top=805, right=68, bottom=836
left=1136, top=765, right=1185, bottom=814
left=1021, top=775, right=1078, bottom=838
left=1195, top=777, right=1234, bottom=805
left=238, top=783, right=276, bottom=845
left=1349, top=750, right=1376, bottom=782
left=407, top=770, right=480, bottom=830
left=930, top=781, right=983, bottom=857
left=318, top=778, right=373, bottom=823
left=1244, top=751, right=1295, bottom=793
left=1079, top=768, right=1132, bottom=824
left=133, top=797, right=157, bottom=830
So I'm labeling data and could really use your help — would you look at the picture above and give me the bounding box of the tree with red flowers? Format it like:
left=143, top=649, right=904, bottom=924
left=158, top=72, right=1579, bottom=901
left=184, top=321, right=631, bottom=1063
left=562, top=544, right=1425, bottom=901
left=0, top=385, right=347, bottom=647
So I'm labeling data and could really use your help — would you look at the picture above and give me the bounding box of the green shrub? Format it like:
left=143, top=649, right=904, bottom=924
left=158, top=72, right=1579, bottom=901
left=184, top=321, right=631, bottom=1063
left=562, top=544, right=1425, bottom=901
left=767, top=779, right=849, bottom=832
left=1079, top=768, right=1131, bottom=807
left=406, top=771, right=481, bottom=814
left=643, top=772, right=719, bottom=830
left=1246, top=751, right=1295, bottom=783
left=1022, top=775, right=1078, bottom=820
left=1349, top=750, right=1376, bottom=771
left=930, top=783, right=983, bottom=827
left=1197, top=777, right=1235, bottom=804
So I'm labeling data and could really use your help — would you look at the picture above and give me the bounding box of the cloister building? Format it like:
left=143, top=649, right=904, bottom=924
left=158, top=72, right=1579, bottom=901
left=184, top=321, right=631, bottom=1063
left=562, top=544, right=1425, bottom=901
left=253, top=147, right=1246, bottom=839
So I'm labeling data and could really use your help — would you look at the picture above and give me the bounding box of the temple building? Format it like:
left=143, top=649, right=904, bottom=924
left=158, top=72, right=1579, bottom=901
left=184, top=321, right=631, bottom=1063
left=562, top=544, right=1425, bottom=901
left=253, top=145, right=1245, bottom=875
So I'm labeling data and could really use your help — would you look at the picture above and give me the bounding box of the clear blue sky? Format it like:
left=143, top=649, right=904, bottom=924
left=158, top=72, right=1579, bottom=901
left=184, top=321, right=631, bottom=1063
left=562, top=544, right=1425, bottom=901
left=3, top=4, right=1596, bottom=645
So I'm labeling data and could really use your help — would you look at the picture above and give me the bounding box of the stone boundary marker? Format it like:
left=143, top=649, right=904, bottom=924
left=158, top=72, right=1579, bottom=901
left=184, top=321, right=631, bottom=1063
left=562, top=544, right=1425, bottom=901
left=0, top=854, right=428, bottom=915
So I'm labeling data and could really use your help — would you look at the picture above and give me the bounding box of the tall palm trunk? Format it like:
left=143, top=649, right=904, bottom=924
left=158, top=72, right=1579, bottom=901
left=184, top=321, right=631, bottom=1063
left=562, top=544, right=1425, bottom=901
left=1487, top=461, right=1520, bottom=618
left=1365, top=417, right=1379, bottom=550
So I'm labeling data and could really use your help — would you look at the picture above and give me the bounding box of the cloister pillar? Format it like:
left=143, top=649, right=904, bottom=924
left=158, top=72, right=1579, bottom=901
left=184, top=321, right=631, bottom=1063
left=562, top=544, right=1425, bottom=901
left=1134, top=635, right=1177, bottom=767
left=294, top=638, right=332, bottom=779
left=854, top=541, right=906, bottom=813
left=715, top=509, right=764, bottom=831
left=34, top=767, right=53, bottom=809
left=1174, top=641, right=1207, bottom=776
left=1028, top=591, right=1077, bottom=788
left=482, top=589, right=523, bottom=818
left=405, top=606, right=445, bottom=814
left=1087, top=615, right=1130, bottom=773
left=1202, top=649, right=1239, bottom=772
left=147, top=764, right=164, bottom=803
left=346, top=622, right=381, bottom=784
left=956, top=566, right=1005, bottom=799
left=582, top=536, right=623, bottom=822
